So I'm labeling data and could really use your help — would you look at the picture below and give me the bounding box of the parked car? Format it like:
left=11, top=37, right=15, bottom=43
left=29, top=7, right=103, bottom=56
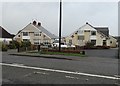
left=52, top=43, right=68, bottom=48
left=42, top=42, right=52, bottom=48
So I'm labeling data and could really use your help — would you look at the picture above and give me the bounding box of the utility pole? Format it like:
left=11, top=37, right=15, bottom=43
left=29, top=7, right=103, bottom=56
left=59, top=0, right=62, bottom=52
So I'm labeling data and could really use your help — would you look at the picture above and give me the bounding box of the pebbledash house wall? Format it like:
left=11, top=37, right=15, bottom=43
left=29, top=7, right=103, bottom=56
left=14, top=22, right=55, bottom=45
left=64, top=23, right=111, bottom=47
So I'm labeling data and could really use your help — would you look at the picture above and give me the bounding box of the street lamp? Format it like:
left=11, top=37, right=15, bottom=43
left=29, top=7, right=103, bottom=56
left=59, top=0, right=62, bottom=52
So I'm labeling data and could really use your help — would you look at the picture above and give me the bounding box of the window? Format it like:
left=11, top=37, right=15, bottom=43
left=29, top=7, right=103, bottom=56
left=23, top=32, right=28, bottom=36
left=75, top=31, right=78, bottom=34
left=40, top=34, right=41, bottom=36
left=71, top=35, right=74, bottom=38
left=103, top=40, right=106, bottom=46
left=69, top=40, right=72, bottom=44
left=23, top=39, right=29, bottom=42
left=91, top=40, right=96, bottom=45
left=44, top=40, right=48, bottom=43
left=34, top=42, right=39, bottom=45
left=110, top=41, right=112, bottom=44
left=34, top=32, right=39, bottom=36
left=84, top=30, right=90, bottom=32
left=34, top=39, right=40, bottom=45
left=43, top=35, right=46, bottom=38
left=91, top=31, right=96, bottom=35
left=78, top=36, right=84, bottom=40
left=18, top=35, right=20, bottom=37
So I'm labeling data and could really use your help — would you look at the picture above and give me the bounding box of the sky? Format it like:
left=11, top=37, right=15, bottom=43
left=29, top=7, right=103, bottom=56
left=0, top=0, right=118, bottom=37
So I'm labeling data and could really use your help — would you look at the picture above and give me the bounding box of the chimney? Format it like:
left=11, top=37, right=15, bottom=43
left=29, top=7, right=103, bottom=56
left=38, top=22, right=41, bottom=26
left=33, top=20, right=37, bottom=25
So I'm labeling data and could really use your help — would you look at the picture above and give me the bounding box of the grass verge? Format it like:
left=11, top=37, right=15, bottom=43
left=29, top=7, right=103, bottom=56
left=28, top=51, right=86, bottom=57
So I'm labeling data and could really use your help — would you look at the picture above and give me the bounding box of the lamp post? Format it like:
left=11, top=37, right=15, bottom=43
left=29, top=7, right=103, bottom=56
left=59, top=0, right=62, bottom=52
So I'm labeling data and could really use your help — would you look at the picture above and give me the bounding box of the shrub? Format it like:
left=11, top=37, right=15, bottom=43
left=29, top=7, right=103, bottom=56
left=95, top=46, right=110, bottom=49
left=17, top=40, right=31, bottom=52
left=2, top=43, right=8, bottom=51
left=14, top=40, right=20, bottom=48
left=8, top=44, right=16, bottom=49
left=84, top=41, right=95, bottom=49
left=8, top=40, right=21, bottom=49
left=21, top=41, right=31, bottom=48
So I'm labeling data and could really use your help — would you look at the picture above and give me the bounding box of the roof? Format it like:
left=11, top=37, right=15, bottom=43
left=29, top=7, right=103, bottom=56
left=113, top=36, right=120, bottom=42
left=37, top=26, right=58, bottom=39
left=84, top=23, right=109, bottom=38
left=94, top=27, right=109, bottom=37
left=0, top=26, right=15, bottom=38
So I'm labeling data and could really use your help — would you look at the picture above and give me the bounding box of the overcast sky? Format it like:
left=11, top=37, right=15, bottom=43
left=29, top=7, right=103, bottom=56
left=1, top=1, right=118, bottom=37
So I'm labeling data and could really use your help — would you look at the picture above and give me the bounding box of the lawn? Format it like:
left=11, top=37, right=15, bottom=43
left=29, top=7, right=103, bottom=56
left=28, top=51, right=86, bottom=57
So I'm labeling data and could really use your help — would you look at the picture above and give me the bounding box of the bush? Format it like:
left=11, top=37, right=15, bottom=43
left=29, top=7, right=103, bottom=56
left=17, top=41, right=31, bottom=52
left=83, top=41, right=95, bottom=49
left=8, top=44, right=16, bottom=49
left=96, top=46, right=110, bottom=49
left=21, top=41, right=31, bottom=48
left=8, top=40, right=20, bottom=49
left=2, top=43, right=8, bottom=51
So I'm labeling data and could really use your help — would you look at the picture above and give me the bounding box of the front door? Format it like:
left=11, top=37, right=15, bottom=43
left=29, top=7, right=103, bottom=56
left=103, top=40, right=106, bottom=46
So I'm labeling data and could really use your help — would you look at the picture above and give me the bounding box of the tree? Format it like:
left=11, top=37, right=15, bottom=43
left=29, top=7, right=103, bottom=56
left=2, top=43, right=8, bottom=51
left=21, top=40, right=31, bottom=48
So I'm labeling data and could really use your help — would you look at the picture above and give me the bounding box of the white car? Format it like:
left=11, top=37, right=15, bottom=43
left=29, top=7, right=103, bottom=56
left=52, top=43, right=68, bottom=48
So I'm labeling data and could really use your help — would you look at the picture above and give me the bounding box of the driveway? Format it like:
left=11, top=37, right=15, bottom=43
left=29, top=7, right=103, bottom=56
left=85, top=48, right=119, bottom=59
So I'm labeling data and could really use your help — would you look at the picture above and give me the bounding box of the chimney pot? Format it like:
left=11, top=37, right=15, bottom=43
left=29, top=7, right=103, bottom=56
left=86, top=22, right=88, bottom=24
left=38, top=22, right=41, bottom=26
left=33, top=21, right=37, bottom=25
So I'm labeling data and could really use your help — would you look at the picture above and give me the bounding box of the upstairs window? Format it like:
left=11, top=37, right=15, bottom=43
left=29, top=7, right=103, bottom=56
left=23, top=32, right=28, bottom=36
left=43, top=35, right=46, bottom=38
left=78, top=36, right=84, bottom=40
left=18, top=35, right=20, bottom=37
left=34, top=32, right=39, bottom=36
left=91, top=31, right=96, bottom=35
left=110, top=41, right=112, bottom=44
left=84, top=30, right=90, bottom=32
left=69, top=40, right=72, bottom=44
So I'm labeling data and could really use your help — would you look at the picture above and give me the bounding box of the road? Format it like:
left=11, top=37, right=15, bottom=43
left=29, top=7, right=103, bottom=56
left=1, top=50, right=119, bottom=84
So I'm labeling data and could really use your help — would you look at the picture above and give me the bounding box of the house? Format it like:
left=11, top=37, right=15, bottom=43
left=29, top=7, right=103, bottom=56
left=113, top=36, right=120, bottom=47
left=64, top=22, right=117, bottom=48
left=0, top=26, right=14, bottom=44
left=109, top=35, right=117, bottom=48
left=14, top=21, right=58, bottom=45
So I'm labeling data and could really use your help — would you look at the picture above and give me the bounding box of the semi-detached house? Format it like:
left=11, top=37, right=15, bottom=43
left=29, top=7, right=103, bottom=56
left=14, top=21, right=58, bottom=45
left=64, top=22, right=117, bottom=48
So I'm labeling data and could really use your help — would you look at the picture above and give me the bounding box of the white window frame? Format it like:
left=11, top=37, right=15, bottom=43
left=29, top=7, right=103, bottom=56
left=23, top=32, right=28, bottom=36
left=34, top=32, right=40, bottom=36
